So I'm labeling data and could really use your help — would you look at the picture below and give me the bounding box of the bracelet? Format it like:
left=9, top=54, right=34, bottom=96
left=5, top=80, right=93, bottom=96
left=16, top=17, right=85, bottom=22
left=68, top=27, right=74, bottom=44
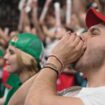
left=48, top=55, right=64, bottom=70
left=43, top=63, right=59, bottom=76
left=43, top=66, right=59, bottom=76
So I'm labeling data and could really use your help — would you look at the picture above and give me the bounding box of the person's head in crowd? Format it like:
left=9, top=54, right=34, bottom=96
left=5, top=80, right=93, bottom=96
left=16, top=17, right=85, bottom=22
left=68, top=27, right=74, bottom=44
left=45, top=15, right=56, bottom=28
left=54, top=27, right=67, bottom=39
left=73, top=8, right=105, bottom=76
left=4, top=33, right=44, bottom=82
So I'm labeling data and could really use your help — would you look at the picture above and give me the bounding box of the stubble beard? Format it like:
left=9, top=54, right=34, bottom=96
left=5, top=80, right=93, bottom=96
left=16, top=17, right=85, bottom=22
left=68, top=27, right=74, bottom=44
left=74, top=49, right=105, bottom=73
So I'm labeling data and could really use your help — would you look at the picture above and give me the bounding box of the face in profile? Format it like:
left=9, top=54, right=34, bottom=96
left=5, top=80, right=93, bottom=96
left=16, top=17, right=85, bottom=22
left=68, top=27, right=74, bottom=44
left=74, top=24, right=105, bottom=72
left=4, top=45, right=19, bottom=73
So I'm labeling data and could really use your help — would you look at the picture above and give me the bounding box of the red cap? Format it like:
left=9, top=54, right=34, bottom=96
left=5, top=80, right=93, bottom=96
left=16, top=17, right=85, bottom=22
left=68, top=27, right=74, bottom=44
left=86, top=8, right=105, bottom=28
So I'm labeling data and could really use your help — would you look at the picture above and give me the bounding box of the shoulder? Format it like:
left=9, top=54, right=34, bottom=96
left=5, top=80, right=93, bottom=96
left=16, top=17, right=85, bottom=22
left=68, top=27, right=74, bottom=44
left=76, top=87, right=105, bottom=105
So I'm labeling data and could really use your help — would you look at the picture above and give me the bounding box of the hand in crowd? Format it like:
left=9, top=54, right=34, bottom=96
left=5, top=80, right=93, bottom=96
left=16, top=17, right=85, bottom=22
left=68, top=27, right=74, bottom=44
left=51, top=32, right=86, bottom=66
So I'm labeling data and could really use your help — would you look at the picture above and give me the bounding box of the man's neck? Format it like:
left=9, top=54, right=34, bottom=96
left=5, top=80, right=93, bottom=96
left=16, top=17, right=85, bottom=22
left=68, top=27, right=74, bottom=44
left=86, top=67, right=105, bottom=87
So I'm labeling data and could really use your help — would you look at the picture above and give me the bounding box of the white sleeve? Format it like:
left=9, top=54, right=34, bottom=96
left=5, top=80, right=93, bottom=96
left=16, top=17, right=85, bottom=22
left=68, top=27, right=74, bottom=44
left=78, top=93, right=105, bottom=105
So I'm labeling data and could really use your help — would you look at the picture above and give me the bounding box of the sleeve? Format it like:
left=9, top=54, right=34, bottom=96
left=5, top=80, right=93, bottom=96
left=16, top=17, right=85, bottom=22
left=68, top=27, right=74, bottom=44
left=78, top=93, right=105, bottom=105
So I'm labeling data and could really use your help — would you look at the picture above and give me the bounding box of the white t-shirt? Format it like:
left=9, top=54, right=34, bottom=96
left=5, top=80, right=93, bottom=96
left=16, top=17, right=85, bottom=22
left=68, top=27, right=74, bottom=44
left=75, top=86, right=105, bottom=105
left=62, top=86, right=105, bottom=105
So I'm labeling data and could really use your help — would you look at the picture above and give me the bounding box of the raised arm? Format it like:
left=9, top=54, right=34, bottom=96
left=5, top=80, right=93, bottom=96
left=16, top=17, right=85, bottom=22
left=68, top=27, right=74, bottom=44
left=25, top=32, right=86, bottom=105
left=18, top=1, right=31, bottom=32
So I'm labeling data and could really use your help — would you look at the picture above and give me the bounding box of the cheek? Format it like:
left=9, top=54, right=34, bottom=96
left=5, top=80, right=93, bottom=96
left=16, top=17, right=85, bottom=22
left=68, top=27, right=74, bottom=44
left=7, top=58, right=19, bottom=73
left=6, top=63, right=19, bottom=73
left=12, top=62, right=19, bottom=70
left=88, top=38, right=105, bottom=51
left=84, top=40, right=105, bottom=62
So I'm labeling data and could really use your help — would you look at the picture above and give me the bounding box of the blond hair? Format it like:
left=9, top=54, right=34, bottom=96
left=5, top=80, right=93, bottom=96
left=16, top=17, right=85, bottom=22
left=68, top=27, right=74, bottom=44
left=16, top=49, right=39, bottom=73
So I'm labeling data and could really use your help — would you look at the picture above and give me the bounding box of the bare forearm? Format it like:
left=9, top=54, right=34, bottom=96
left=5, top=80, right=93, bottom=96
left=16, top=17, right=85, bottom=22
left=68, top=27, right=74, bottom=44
left=25, top=57, right=61, bottom=105
left=25, top=64, right=84, bottom=105
left=8, top=74, right=38, bottom=105
left=25, top=33, right=85, bottom=105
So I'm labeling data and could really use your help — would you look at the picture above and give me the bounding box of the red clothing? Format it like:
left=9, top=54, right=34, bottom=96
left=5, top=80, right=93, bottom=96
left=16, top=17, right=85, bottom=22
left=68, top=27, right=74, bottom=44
left=56, top=72, right=75, bottom=91
left=2, top=64, right=11, bottom=88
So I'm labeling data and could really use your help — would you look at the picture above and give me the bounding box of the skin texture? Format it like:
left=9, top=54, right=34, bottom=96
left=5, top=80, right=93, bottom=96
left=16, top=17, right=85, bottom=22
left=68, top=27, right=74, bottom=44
left=7, top=24, right=105, bottom=105
left=75, top=25, right=105, bottom=71
left=8, top=74, right=38, bottom=105
left=4, top=45, right=19, bottom=73
left=23, top=24, right=105, bottom=105
left=5, top=1, right=105, bottom=105
left=8, top=24, right=105, bottom=105
left=4, top=45, right=37, bottom=105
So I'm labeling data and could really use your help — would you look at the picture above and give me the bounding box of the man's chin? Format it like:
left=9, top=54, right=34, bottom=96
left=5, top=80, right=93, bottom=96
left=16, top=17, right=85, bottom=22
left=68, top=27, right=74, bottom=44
left=71, top=55, right=83, bottom=70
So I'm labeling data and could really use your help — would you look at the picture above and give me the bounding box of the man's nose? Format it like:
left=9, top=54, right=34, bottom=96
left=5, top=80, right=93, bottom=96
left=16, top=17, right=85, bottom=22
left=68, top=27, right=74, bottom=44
left=80, top=32, right=92, bottom=42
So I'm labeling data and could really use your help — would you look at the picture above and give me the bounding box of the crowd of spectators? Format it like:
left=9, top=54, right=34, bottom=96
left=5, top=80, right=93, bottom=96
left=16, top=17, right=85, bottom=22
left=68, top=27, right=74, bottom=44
left=0, top=0, right=104, bottom=105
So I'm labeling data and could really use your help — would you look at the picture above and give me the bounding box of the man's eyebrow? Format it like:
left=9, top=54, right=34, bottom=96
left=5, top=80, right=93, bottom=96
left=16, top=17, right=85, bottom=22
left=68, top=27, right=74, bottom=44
left=90, top=25, right=100, bottom=30
left=91, top=26, right=99, bottom=29
left=91, top=27, right=101, bottom=33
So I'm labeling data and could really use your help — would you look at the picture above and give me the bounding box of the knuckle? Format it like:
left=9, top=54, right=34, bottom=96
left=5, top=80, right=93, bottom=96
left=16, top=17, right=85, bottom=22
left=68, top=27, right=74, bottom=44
left=70, top=44, right=75, bottom=49
left=75, top=47, right=80, bottom=52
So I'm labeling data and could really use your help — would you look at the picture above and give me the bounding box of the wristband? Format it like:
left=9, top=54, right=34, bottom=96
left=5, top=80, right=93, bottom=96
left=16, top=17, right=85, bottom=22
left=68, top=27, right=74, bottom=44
left=48, top=55, right=64, bottom=70
left=43, top=63, right=59, bottom=76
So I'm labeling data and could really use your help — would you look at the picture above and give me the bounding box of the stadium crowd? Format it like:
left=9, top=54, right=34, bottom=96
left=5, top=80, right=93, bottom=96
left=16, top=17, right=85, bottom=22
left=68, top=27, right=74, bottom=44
left=0, top=0, right=105, bottom=105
